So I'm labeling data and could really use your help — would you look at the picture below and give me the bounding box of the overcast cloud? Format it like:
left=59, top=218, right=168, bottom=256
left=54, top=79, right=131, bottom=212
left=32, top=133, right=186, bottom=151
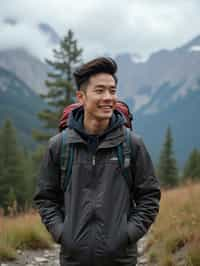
left=0, top=0, right=200, bottom=61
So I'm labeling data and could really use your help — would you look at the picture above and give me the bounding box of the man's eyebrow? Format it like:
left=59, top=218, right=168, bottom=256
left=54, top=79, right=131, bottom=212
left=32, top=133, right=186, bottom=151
left=95, top=84, right=116, bottom=88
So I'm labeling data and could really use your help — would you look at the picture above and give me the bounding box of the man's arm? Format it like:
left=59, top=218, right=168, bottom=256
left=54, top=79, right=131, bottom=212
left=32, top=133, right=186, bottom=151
left=34, top=134, right=64, bottom=243
left=127, top=135, right=161, bottom=244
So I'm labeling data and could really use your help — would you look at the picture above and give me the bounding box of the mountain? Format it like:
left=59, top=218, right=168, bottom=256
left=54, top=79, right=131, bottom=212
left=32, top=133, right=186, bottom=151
left=4, top=17, right=17, bottom=25
left=0, top=48, right=49, bottom=94
left=136, top=82, right=200, bottom=168
left=0, top=66, right=47, bottom=148
left=115, top=35, right=200, bottom=167
left=179, top=35, right=200, bottom=51
left=0, top=20, right=61, bottom=94
left=38, top=23, right=60, bottom=44
left=116, top=35, right=200, bottom=112
left=3, top=18, right=60, bottom=46
left=0, top=22, right=61, bottom=94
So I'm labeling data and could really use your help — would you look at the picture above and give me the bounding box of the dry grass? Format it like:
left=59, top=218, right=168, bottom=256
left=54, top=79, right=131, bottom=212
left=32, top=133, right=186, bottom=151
left=186, top=243, right=200, bottom=266
left=0, top=210, right=53, bottom=261
left=147, top=181, right=200, bottom=266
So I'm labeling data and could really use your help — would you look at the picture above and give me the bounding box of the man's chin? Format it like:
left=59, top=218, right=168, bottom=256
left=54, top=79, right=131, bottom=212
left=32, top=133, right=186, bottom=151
left=102, top=117, right=112, bottom=122
left=97, top=113, right=112, bottom=121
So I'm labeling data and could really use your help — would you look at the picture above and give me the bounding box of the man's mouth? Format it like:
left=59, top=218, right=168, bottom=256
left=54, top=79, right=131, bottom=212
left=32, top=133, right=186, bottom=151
left=99, top=105, right=113, bottom=109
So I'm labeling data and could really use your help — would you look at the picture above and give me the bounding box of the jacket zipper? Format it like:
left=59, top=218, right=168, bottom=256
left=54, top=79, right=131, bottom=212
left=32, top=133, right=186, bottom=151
left=90, top=154, right=96, bottom=265
left=92, top=155, right=96, bottom=166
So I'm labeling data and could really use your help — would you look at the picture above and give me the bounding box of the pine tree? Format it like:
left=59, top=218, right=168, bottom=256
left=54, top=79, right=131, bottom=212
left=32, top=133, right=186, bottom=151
left=157, top=126, right=179, bottom=187
left=29, top=145, right=46, bottom=202
left=183, top=148, right=200, bottom=181
left=33, top=29, right=83, bottom=141
left=21, top=149, right=36, bottom=207
left=0, top=120, right=27, bottom=212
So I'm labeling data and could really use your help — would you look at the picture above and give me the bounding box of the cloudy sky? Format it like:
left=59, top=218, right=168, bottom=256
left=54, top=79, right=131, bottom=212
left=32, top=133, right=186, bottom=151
left=0, top=0, right=200, bottom=62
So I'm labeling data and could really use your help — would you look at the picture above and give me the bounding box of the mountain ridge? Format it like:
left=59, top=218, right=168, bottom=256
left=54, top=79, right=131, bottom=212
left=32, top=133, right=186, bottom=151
left=0, top=31, right=200, bottom=166
left=0, top=66, right=47, bottom=148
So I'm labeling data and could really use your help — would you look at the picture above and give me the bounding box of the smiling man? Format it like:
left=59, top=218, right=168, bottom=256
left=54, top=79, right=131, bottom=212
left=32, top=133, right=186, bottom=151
left=34, top=57, right=161, bottom=266
left=76, top=71, right=117, bottom=134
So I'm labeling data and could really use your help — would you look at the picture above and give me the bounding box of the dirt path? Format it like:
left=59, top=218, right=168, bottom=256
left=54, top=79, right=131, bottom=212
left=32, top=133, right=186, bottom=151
left=0, top=237, right=148, bottom=266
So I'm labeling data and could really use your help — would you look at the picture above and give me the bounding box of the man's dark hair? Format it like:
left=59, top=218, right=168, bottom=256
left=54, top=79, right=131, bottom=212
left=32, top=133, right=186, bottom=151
left=73, top=57, right=118, bottom=90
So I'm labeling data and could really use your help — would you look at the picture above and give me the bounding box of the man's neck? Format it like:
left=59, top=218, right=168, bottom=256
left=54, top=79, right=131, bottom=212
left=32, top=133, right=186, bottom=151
left=83, top=117, right=110, bottom=135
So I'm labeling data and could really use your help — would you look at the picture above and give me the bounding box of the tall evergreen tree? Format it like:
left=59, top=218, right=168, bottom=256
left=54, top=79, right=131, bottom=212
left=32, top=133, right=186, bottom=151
left=157, top=126, right=179, bottom=187
left=21, top=149, right=36, bottom=207
left=183, top=148, right=200, bottom=181
left=33, top=29, right=83, bottom=141
left=28, top=144, right=46, bottom=203
left=0, top=120, right=27, bottom=211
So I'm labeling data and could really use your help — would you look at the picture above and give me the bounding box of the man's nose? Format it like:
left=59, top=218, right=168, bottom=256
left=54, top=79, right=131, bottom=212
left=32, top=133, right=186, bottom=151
left=103, top=90, right=112, bottom=100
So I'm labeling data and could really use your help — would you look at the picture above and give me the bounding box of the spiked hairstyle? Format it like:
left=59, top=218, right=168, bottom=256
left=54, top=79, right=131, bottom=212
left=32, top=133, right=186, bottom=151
left=73, top=57, right=118, bottom=90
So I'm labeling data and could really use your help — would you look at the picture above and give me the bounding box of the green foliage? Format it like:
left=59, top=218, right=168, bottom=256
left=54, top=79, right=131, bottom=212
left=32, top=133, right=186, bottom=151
left=183, top=148, right=200, bottom=180
left=6, top=188, right=17, bottom=209
left=34, top=29, right=83, bottom=142
left=31, top=145, right=46, bottom=168
left=29, top=144, right=46, bottom=200
left=0, top=120, right=43, bottom=212
left=21, top=151, right=36, bottom=206
left=0, top=120, right=26, bottom=211
left=157, top=126, right=179, bottom=187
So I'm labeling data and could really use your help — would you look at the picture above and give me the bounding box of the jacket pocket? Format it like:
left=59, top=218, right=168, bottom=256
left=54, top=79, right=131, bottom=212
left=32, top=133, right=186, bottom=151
left=60, top=215, right=72, bottom=252
left=48, top=222, right=64, bottom=244
left=105, top=214, right=129, bottom=257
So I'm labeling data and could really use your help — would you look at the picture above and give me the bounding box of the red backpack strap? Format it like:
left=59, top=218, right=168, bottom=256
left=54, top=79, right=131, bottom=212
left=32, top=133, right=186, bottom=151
left=59, top=103, right=82, bottom=132
left=115, top=101, right=133, bottom=130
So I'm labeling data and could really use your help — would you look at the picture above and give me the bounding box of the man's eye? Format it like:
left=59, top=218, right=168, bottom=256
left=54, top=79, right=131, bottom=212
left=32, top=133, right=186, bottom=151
left=96, top=89, right=103, bottom=94
left=110, top=89, right=117, bottom=94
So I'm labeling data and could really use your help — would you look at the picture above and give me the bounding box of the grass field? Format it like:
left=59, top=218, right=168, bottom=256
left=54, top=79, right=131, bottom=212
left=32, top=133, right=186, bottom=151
left=147, top=182, right=200, bottom=266
left=0, top=211, right=53, bottom=261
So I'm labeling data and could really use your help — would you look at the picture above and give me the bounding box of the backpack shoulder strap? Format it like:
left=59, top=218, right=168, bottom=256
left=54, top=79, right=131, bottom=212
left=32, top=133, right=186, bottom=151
left=116, top=127, right=136, bottom=191
left=60, top=128, right=74, bottom=192
left=123, top=127, right=136, bottom=163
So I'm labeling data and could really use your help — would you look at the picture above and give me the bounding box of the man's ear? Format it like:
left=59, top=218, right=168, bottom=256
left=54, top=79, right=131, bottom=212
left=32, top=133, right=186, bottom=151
left=76, top=90, right=85, bottom=104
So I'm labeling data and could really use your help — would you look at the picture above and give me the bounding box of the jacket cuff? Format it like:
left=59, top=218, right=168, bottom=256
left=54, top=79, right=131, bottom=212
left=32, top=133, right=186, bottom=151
left=48, top=222, right=64, bottom=243
left=127, top=222, right=143, bottom=244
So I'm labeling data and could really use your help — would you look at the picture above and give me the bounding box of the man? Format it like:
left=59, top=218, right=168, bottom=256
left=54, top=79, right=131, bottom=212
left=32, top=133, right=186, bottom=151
left=34, top=57, right=161, bottom=266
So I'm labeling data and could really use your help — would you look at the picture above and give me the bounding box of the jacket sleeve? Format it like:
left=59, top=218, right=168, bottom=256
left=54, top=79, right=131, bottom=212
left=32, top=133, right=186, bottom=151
left=33, top=134, right=64, bottom=243
left=127, top=135, right=161, bottom=244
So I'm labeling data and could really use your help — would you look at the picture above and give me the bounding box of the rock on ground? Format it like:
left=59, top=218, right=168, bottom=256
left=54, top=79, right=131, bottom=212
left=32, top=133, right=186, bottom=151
left=0, top=237, right=148, bottom=266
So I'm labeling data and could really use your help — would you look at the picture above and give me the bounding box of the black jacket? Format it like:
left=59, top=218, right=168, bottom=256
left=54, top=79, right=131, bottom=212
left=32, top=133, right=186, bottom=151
left=34, top=110, right=161, bottom=266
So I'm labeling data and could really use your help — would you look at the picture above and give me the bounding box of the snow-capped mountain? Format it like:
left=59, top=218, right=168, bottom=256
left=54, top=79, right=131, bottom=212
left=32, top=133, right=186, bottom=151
left=116, top=35, right=200, bottom=113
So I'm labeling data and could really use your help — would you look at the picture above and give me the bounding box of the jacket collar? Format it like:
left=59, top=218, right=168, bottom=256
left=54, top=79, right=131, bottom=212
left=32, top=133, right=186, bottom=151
left=65, top=126, right=125, bottom=149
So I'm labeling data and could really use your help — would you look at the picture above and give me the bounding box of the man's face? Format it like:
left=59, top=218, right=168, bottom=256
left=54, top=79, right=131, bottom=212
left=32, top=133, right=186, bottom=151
left=76, top=73, right=117, bottom=122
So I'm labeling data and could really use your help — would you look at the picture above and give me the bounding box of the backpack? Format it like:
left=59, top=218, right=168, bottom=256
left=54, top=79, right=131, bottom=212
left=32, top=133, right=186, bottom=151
left=59, top=101, right=135, bottom=193
left=59, top=101, right=133, bottom=132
